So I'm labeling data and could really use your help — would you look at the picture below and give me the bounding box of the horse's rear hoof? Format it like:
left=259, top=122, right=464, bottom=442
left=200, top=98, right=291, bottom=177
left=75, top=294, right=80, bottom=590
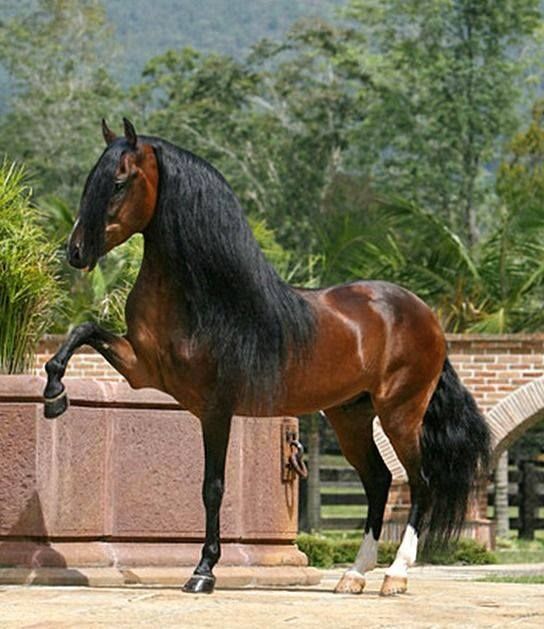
left=44, top=391, right=69, bottom=419
left=380, top=575, right=408, bottom=596
left=182, top=574, right=215, bottom=594
left=334, top=570, right=366, bottom=594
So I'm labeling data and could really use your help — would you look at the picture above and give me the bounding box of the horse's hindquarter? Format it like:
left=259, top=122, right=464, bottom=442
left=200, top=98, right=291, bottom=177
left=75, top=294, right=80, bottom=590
left=279, top=281, right=446, bottom=416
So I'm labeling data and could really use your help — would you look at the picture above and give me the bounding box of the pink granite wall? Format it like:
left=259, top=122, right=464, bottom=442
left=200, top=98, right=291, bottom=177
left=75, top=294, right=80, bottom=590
left=0, top=375, right=313, bottom=583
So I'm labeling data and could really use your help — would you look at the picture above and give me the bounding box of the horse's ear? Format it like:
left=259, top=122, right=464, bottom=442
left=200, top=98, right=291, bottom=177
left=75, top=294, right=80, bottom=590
left=101, top=119, right=116, bottom=145
left=123, top=117, right=138, bottom=149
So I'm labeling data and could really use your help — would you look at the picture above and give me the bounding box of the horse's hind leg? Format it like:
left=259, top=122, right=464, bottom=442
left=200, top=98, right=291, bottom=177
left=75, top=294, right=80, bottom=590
left=374, top=397, right=430, bottom=597
left=324, top=397, right=392, bottom=595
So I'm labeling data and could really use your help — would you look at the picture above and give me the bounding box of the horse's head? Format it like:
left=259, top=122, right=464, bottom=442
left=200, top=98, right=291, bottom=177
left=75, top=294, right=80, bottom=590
left=68, top=118, right=158, bottom=270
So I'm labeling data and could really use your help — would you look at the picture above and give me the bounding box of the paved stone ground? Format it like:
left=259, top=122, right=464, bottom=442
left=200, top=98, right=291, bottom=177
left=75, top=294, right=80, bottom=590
left=0, top=564, right=543, bottom=629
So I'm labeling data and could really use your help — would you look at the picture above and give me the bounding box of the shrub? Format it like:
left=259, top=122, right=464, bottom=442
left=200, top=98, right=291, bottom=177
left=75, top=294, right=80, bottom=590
left=0, top=160, right=62, bottom=373
left=297, top=532, right=401, bottom=568
left=425, top=538, right=496, bottom=565
left=297, top=533, right=495, bottom=567
left=296, top=533, right=334, bottom=568
left=331, top=539, right=360, bottom=564
left=329, top=538, right=402, bottom=565
left=378, top=540, right=400, bottom=565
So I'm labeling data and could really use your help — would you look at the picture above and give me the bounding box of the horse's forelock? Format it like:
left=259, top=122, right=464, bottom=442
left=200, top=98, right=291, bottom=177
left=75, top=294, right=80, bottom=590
left=77, top=142, right=126, bottom=261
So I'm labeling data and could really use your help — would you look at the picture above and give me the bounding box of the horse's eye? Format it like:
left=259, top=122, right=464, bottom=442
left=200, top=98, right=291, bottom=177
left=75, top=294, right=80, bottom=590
left=113, top=180, right=126, bottom=193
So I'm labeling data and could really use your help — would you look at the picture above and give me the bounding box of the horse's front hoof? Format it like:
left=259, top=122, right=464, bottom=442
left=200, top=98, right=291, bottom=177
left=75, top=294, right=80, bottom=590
left=44, top=391, right=69, bottom=419
left=380, top=575, right=407, bottom=596
left=182, top=574, right=215, bottom=594
left=334, top=570, right=366, bottom=594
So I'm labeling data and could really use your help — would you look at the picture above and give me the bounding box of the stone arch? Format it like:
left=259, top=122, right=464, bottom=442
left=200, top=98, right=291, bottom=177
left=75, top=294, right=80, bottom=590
left=486, top=376, right=544, bottom=466
left=373, top=418, right=408, bottom=482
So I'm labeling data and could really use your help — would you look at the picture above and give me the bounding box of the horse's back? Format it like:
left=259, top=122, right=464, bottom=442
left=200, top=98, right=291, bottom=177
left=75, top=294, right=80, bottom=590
left=315, top=280, right=442, bottom=343
left=319, top=280, right=434, bottom=322
left=309, top=280, right=446, bottom=403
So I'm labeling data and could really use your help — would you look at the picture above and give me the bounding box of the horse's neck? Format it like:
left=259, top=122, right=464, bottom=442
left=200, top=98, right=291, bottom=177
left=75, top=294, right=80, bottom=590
left=125, top=234, right=190, bottom=334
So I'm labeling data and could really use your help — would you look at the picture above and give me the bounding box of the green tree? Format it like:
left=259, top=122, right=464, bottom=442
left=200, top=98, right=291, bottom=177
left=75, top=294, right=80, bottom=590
left=316, top=103, right=544, bottom=331
left=344, top=0, right=543, bottom=245
left=317, top=186, right=544, bottom=333
left=246, top=20, right=369, bottom=252
left=137, top=20, right=368, bottom=258
left=0, top=0, right=126, bottom=204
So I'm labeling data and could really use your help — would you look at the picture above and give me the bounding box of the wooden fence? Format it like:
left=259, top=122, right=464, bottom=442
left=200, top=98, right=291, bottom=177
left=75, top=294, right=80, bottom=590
left=319, top=465, right=366, bottom=530
left=300, top=460, right=544, bottom=538
left=487, top=460, right=544, bottom=539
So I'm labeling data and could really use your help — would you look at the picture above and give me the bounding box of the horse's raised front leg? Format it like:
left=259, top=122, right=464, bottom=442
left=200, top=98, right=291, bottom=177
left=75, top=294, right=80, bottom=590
left=183, top=410, right=232, bottom=594
left=43, top=322, right=139, bottom=418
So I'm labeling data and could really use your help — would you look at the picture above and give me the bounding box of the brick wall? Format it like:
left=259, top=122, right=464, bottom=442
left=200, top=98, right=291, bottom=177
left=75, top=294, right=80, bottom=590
left=446, top=334, right=544, bottom=412
left=35, top=334, right=544, bottom=413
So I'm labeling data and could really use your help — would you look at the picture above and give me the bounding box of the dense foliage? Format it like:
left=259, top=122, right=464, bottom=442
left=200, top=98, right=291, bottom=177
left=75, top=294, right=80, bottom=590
left=296, top=532, right=496, bottom=567
left=0, top=161, right=62, bottom=372
left=1, top=0, right=544, bottom=336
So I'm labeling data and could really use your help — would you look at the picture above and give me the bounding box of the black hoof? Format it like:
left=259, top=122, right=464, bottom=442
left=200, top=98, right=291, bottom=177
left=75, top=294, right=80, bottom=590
left=182, top=574, right=216, bottom=594
left=44, top=391, right=69, bottom=419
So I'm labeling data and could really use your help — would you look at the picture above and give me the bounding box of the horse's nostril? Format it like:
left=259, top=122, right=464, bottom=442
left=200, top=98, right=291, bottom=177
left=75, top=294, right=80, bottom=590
left=68, top=242, right=85, bottom=268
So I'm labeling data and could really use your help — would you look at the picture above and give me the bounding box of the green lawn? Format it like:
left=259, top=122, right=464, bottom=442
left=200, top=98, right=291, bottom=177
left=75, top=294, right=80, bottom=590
left=477, top=575, right=544, bottom=584
left=321, top=505, right=367, bottom=518
left=494, top=534, right=544, bottom=564
left=317, top=457, right=544, bottom=562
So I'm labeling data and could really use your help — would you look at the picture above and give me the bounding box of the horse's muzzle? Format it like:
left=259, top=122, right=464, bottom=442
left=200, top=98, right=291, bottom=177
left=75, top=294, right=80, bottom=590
left=67, top=242, right=97, bottom=271
left=67, top=241, right=86, bottom=268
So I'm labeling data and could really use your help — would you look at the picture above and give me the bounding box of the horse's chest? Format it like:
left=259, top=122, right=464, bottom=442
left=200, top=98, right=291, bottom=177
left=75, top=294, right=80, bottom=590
left=125, top=283, right=214, bottom=413
left=128, top=323, right=213, bottom=414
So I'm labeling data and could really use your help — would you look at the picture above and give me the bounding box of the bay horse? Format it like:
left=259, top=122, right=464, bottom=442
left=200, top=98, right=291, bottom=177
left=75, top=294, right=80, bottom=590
left=43, top=119, right=490, bottom=596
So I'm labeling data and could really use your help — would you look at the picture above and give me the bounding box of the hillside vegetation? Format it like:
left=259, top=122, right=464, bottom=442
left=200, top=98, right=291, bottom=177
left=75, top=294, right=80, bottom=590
left=1, top=0, right=544, bottom=337
left=108, top=0, right=341, bottom=57
left=0, top=0, right=341, bottom=89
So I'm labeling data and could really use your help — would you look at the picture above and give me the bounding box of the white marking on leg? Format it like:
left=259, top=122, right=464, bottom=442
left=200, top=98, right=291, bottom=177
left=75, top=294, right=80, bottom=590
left=340, top=532, right=378, bottom=583
left=353, top=532, right=378, bottom=575
left=385, top=525, right=418, bottom=578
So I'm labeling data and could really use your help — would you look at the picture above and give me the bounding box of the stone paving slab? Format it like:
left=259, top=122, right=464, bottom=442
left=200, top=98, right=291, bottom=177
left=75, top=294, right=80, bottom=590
left=0, top=565, right=542, bottom=629
left=0, top=565, right=321, bottom=588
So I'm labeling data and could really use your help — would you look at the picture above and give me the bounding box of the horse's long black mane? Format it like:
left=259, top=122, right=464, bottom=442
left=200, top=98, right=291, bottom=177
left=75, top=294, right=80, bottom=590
left=143, top=136, right=316, bottom=408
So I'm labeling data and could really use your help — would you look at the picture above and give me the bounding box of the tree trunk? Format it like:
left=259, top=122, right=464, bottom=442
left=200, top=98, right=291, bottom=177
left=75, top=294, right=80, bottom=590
left=306, top=413, right=321, bottom=531
left=494, top=450, right=510, bottom=538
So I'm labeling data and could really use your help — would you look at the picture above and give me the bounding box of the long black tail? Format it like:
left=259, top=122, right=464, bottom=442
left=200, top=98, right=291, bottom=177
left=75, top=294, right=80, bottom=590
left=419, top=358, right=490, bottom=550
